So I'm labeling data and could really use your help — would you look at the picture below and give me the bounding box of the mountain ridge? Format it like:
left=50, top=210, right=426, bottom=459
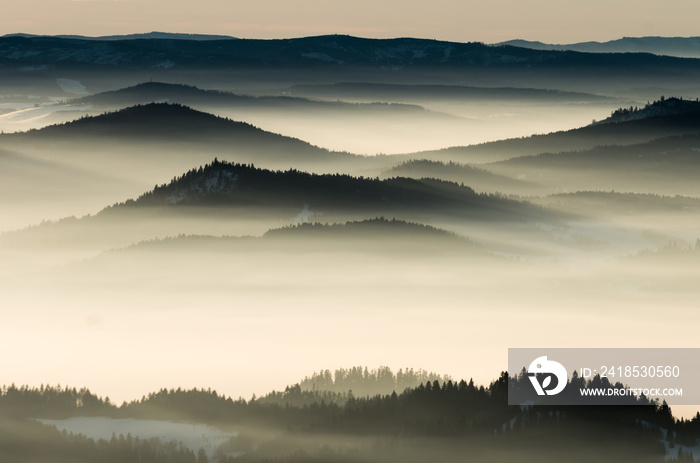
left=596, top=96, right=700, bottom=124
left=496, top=36, right=700, bottom=58
left=1, top=102, right=354, bottom=160
left=68, top=81, right=432, bottom=114
left=2, top=34, right=699, bottom=71
left=401, top=105, right=700, bottom=164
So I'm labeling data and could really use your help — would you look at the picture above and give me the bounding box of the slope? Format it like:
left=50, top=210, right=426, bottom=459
left=380, top=159, right=541, bottom=195
left=0, top=102, right=360, bottom=174
left=497, top=36, right=700, bottom=59
left=400, top=103, right=700, bottom=164
left=486, top=134, right=700, bottom=196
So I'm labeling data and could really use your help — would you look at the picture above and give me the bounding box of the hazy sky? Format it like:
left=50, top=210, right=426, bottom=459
left=3, top=0, right=700, bottom=43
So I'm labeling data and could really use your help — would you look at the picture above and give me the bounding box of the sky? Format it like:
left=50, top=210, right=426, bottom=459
left=3, top=0, right=700, bottom=43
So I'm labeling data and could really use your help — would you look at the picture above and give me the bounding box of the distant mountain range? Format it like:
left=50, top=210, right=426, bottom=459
left=497, top=36, right=700, bottom=59
left=5, top=33, right=700, bottom=59
left=1, top=34, right=698, bottom=71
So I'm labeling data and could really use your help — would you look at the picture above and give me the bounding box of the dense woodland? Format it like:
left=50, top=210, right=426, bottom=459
left=115, top=159, right=547, bottom=224
left=603, top=96, right=700, bottom=124
left=1, top=371, right=698, bottom=462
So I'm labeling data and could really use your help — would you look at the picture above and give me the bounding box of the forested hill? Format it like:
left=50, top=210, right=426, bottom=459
left=297, top=366, right=450, bottom=397
left=263, top=218, right=465, bottom=241
left=69, top=82, right=427, bottom=113
left=0, top=103, right=362, bottom=173
left=3, top=34, right=700, bottom=71
left=497, top=36, right=700, bottom=59
left=119, top=159, right=547, bottom=221
left=7, top=103, right=331, bottom=151
left=1, top=373, right=697, bottom=463
left=598, top=96, right=700, bottom=124
left=408, top=102, right=700, bottom=164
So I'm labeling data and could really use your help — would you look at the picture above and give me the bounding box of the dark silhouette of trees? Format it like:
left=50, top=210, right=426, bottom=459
left=0, top=372, right=692, bottom=462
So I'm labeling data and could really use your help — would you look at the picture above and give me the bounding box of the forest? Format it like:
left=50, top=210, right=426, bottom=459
left=1, top=370, right=698, bottom=462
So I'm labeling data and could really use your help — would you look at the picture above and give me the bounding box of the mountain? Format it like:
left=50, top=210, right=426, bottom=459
left=2, top=34, right=699, bottom=71
left=1, top=103, right=358, bottom=170
left=286, top=82, right=608, bottom=102
left=1, top=81, right=460, bottom=156
left=381, top=159, right=541, bottom=194
left=0, top=159, right=554, bottom=275
left=262, top=217, right=473, bottom=245
left=3, top=34, right=699, bottom=107
left=47, top=218, right=487, bottom=290
left=596, top=96, right=700, bottom=124
left=497, top=36, right=700, bottom=59
left=128, top=159, right=542, bottom=222
left=111, top=218, right=482, bottom=258
left=2, top=34, right=700, bottom=106
left=15, top=102, right=299, bottom=140
left=528, top=191, right=700, bottom=219
left=485, top=133, right=700, bottom=196
left=0, top=103, right=363, bottom=232
left=69, top=82, right=430, bottom=113
left=400, top=104, right=700, bottom=164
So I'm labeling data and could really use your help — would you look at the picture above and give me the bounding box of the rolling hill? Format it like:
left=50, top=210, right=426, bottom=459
left=126, top=159, right=544, bottom=221
left=285, top=82, right=608, bottom=103
left=68, top=82, right=432, bottom=114
left=108, top=218, right=483, bottom=257
left=0, top=103, right=365, bottom=230
left=497, top=36, right=700, bottom=59
left=400, top=101, right=700, bottom=164
left=1, top=102, right=360, bottom=171
left=380, top=159, right=541, bottom=194
left=596, top=96, right=700, bottom=124
left=529, top=191, right=700, bottom=218
left=485, top=133, right=700, bottom=195
left=0, top=159, right=555, bottom=275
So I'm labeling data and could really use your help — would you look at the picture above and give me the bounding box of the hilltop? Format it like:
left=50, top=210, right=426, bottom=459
left=68, top=81, right=431, bottom=113
left=497, top=36, right=700, bottom=59
left=598, top=96, right=700, bottom=124
left=402, top=103, right=700, bottom=164
left=16, top=102, right=295, bottom=139
left=0, top=103, right=358, bottom=170
left=126, top=159, right=541, bottom=222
